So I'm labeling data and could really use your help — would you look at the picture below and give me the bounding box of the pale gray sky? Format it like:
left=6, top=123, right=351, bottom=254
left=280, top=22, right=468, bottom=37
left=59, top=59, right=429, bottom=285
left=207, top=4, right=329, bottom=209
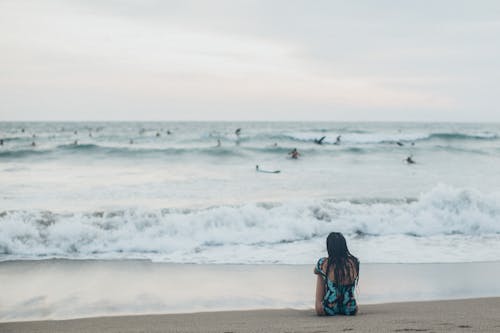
left=1, top=0, right=499, bottom=121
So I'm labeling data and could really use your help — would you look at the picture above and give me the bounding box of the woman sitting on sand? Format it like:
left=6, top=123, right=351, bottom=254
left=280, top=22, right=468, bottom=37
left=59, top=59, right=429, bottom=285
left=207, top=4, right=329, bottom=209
left=314, top=232, right=359, bottom=316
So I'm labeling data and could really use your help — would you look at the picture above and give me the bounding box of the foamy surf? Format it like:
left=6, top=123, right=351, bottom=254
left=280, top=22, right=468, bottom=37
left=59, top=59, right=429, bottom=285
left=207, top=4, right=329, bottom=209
left=1, top=185, right=500, bottom=264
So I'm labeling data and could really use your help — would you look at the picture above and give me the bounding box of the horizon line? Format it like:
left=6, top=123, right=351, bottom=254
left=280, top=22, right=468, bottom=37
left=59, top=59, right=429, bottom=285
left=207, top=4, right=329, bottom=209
left=1, top=120, right=500, bottom=124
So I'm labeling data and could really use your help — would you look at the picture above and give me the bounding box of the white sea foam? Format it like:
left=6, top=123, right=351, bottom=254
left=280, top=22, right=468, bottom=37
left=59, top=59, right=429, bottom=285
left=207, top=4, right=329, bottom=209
left=1, top=185, right=500, bottom=264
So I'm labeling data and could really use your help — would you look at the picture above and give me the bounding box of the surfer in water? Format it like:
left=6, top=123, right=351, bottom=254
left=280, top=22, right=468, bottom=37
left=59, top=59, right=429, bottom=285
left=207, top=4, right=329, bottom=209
left=235, top=128, right=241, bottom=136
left=256, top=165, right=280, bottom=173
left=314, top=136, right=326, bottom=145
left=216, top=139, right=221, bottom=147
left=334, top=135, right=342, bottom=145
left=31, top=141, right=36, bottom=147
left=406, top=155, right=416, bottom=164
left=396, top=141, right=404, bottom=146
left=288, top=148, right=300, bottom=159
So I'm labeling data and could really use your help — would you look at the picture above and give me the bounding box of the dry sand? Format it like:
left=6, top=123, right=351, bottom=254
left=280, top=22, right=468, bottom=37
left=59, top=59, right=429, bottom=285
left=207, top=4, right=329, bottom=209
left=1, top=297, right=499, bottom=333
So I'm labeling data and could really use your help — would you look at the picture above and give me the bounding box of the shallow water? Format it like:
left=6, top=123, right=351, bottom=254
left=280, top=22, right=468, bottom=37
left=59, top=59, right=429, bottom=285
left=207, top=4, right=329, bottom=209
left=1, top=260, right=500, bottom=322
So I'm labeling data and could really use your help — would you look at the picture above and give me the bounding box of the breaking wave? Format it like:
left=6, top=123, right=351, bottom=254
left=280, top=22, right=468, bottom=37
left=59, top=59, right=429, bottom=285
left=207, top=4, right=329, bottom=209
left=1, top=185, right=499, bottom=263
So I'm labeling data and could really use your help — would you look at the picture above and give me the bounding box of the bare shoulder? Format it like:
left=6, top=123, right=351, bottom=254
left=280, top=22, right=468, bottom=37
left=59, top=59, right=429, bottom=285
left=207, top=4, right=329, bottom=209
left=320, top=257, right=329, bottom=272
left=314, top=257, right=328, bottom=275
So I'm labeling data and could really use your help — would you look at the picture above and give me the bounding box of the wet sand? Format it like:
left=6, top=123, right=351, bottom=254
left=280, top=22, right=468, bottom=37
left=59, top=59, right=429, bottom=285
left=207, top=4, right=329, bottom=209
left=2, top=297, right=500, bottom=332
left=2, top=260, right=500, bottom=323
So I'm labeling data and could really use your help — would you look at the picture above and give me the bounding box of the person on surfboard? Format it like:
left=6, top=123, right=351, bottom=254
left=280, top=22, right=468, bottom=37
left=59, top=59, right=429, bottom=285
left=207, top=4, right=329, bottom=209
left=405, top=155, right=416, bottom=164
left=256, top=165, right=280, bottom=173
left=314, top=136, right=326, bottom=145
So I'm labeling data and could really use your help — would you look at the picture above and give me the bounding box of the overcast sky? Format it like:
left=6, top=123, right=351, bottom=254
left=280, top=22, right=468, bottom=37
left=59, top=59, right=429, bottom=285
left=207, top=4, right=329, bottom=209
left=1, top=0, right=499, bottom=121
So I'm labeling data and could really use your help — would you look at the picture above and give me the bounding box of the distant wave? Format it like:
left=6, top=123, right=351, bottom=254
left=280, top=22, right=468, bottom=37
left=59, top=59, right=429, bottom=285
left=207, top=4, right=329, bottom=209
left=0, top=149, right=50, bottom=158
left=0, top=143, right=335, bottom=159
left=0, top=136, right=27, bottom=142
left=57, top=143, right=100, bottom=150
left=122, top=130, right=495, bottom=143
left=1, top=185, right=499, bottom=263
left=279, top=131, right=498, bottom=144
left=424, top=132, right=498, bottom=141
left=0, top=129, right=497, bottom=159
left=0, top=144, right=248, bottom=159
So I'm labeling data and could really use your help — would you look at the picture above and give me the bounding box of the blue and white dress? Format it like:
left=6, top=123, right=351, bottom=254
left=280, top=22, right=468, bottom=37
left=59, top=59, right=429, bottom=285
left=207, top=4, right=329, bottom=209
left=315, top=257, right=358, bottom=315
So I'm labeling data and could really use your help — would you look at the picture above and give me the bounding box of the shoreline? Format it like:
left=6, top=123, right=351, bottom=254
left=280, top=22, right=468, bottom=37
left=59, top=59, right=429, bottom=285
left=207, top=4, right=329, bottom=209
left=3, top=257, right=500, bottom=264
left=2, top=297, right=500, bottom=332
left=2, top=260, right=500, bottom=323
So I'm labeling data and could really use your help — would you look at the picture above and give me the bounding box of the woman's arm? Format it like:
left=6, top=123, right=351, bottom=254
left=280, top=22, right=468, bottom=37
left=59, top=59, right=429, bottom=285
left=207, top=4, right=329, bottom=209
left=315, top=274, right=326, bottom=316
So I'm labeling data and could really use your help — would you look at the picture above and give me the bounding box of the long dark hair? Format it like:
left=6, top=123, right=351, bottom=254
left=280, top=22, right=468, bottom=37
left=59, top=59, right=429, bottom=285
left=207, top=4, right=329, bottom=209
left=325, top=232, right=359, bottom=285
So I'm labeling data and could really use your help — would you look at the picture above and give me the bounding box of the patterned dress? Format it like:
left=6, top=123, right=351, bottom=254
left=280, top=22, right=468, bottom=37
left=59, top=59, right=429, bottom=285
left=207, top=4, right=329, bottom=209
left=315, top=257, right=358, bottom=315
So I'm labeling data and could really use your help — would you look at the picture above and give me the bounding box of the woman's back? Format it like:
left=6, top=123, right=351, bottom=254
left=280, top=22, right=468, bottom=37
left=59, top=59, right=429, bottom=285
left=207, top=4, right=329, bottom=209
left=320, top=256, right=359, bottom=285
left=314, top=232, right=359, bottom=316
left=315, top=257, right=359, bottom=315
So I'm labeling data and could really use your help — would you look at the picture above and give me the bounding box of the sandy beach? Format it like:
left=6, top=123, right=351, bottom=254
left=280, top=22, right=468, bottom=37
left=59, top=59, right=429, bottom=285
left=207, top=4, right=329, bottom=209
left=1, top=297, right=499, bottom=333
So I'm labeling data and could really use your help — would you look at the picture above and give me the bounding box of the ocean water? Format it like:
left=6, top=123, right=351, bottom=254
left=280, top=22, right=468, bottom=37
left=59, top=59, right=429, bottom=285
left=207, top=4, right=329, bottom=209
left=1, top=121, right=500, bottom=264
